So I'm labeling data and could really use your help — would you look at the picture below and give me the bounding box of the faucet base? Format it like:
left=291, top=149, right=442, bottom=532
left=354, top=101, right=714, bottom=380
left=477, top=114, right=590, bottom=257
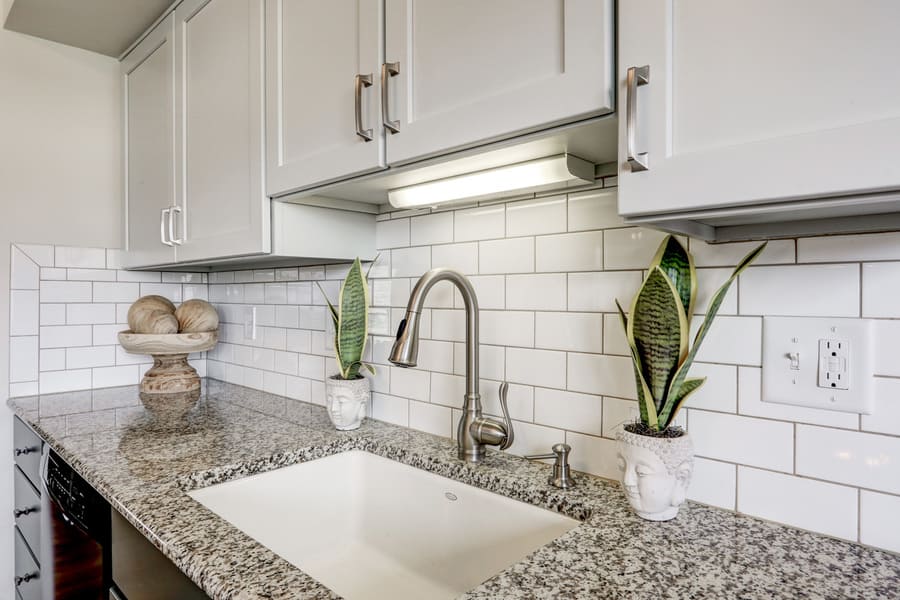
left=458, top=446, right=486, bottom=463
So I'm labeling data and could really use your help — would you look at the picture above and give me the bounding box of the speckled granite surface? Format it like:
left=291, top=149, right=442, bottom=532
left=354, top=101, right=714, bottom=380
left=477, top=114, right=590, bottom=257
left=9, top=380, right=900, bottom=599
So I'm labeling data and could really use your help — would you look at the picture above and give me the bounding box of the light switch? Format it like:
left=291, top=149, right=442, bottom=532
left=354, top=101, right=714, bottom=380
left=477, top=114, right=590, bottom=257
left=762, top=317, right=874, bottom=414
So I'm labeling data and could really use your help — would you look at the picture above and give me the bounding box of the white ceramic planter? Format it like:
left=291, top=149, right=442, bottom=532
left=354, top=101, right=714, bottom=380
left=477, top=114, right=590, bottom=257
left=325, top=376, right=370, bottom=431
left=616, top=428, right=694, bottom=521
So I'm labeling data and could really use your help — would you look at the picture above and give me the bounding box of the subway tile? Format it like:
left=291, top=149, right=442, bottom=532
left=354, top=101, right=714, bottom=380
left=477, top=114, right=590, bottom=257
left=567, top=189, right=622, bottom=232
left=422, top=280, right=455, bottom=309
left=39, top=348, right=66, bottom=372
left=264, top=283, right=287, bottom=304
left=287, top=282, right=312, bottom=305
left=534, top=388, right=603, bottom=436
left=40, top=369, right=92, bottom=394
left=430, top=373, right=465, bottom=409
left=479, top=237, right=533, bottom=274
left=40, top=281, right=92, bottom=303
left=799, top=232, right=900, bottom=263
left=431, top=242, right=478, bottom=274
left=796, top=425, right=900, bottom=494
left=254, top=305, right=275, bottom=327
left=411, top=212, right=454, bottom=246
left=11, top=247, right=39, bottom=290
left=66, top=346, right=115, bottom=369
left=376, top=218, right=410, bottom=249
left=690, top=410, right=794, bottom=472
left=692, top=316, right=762, bottom=366
left=372, top=279, right=410, bottom=308
left=162, top=272, right=205, bottom=284
left=505, top=421, right=565, bottom=458
left=285, top=376, right=311, bottom=402
left=694, top=268, right=738, bottom=315
left=506, top=274, right=566, bottom=310
left=409, top=401, right=452, bottom=438
left=454, top=205, right=505, bottom=242
left=535, top=312, right=603, bottom=353
left=117, top=270, right=160, bottom=282
left=298, top=265, right=326, bottom=281
left=93, top=324, right=125, bottom=346
left=262, top=327, right=287, bottom=351
left=681, top=363, right=738, bottom=413
left=874, top=321, right=900, bottom=377
left=603, top=228, right=669, bottom=270
left=391, top=247, right=431, bottom=278
left=67, top=268, right=115, bottom=281
left=183, top=285, right=208, bottom=301
left=115, top=346, right=146, bottom=366
left=565, top=432, right=619, bottom=480
left=298, top=306, right=325, bottom=330
left=481, top=381, right=533, bottom=422
left=326, top=264, right=351, bottom=281
left=431, top=309, right=464, bottom=342
left=243, top=367, right=265, bottom=390
left=536, top=231, right=603, bottom=272
left=506, top=348, right=565, bottom=388
left=92, top=365, right=140, bottom=388
left=254, top=269, right=276, bottom=282
left=16, top=243, right=54, bottom=267
left=460, top=275, right=505, bottom=310
left=862, top=378, right=900, bottom=435
left=480, top=310, right=534, bottom=347
left=690, top=239, right=795, bottom=267
left=9, top=382, right=38, bottom=398
left=454, top=343, right=504, bottom=381
left=10, top=291, right=39, bottom=336
left=863, top=263, right=900, bottom=317
left=66, top=303, right=116, bottom=325
left=601, top=397, right=638, bottom=439
left=39, top=325, right=92, bottom=349
left=688, top=458, right=736, bottom=510
left=55, top=246, right=105, bottom=268
left=390, top=366, right=429, bottom=402
left=860, top=491, right=900, bottom=553
left=40, top=267, right=66, bottom=281
left=10, top=337, right=38, bottom=382
left=567, top=271, right=642, bottom=312
left=738, top=466, right=858, bottom=541
left=276, top=268, right=299, bottom=281
left=311, top=280, right=338, bottom=306
left=568, top=353, right=635, bottom=399
left=275, top=305, right=299, bottom=329
left=416, top=339, right=454, bottom=374
left=739, top=366, right=858, bottom=428
left=285, top=329, right=311, bottom=354
left=740, top=265, right=859, bottom=317
left=602, top=314, right=629, bottom=356
left=298, top=354, right=324, bottom=379
left=94, top=282, right=140, bottom=303
left=261, top=371, right=286, bottom=396
left=251, top=347, right=276, bottom=371
left=506, top=195, right=567, bottom=236
left=372, top=393, right=409, bottom=426
left=209, top=272, right=234, bottom=284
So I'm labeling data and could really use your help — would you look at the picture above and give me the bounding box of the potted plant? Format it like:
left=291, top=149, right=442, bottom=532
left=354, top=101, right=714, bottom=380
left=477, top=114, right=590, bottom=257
left=317, top=258, right=376, bottom=431
left=615, top=236, right=765, bottom=520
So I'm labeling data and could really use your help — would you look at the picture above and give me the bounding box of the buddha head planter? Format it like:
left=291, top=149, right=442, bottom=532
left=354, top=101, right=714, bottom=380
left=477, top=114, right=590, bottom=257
left=616, top=427, right=693, bottom=521
left=325, top=376, right=369, bottom=431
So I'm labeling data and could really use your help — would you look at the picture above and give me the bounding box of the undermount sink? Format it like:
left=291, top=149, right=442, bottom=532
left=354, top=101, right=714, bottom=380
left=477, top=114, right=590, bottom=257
left=188, top=451, right=579, bottom=599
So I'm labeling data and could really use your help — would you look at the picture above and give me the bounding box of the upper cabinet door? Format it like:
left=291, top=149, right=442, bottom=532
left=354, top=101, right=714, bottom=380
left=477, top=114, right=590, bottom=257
left=617, top=0, right=900, bottom=218
left=122, top=16, right=176, bottom=268
left=265, top=0, right=385, bottom=197
left=383, top=0, right=614, bottom=165
left=173, top=0, right=269, bottom=262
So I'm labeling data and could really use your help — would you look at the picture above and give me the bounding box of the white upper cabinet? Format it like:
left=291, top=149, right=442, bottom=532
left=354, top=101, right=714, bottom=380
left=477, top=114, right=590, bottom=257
left=122, top=16, right=177, bottom=268
left=617, top=0, right=900, bottom=219
left=173, top=0, right=268, bottom=262
left=265, top=0, right=384, bottom=197
left=383, top=0, right=615, bottom=165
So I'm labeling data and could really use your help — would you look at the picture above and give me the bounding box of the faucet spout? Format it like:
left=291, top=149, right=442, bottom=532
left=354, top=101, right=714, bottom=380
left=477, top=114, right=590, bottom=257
left=389, top=268, right=512, bottom=462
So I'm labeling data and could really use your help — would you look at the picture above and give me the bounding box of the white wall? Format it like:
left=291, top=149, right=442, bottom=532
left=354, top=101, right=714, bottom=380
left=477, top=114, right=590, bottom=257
left=0, top=0, right=122, bottom=587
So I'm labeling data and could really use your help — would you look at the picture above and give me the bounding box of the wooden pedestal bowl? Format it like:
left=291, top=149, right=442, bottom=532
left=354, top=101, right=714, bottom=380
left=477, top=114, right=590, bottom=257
left=118, top=331, right=217, bottom=394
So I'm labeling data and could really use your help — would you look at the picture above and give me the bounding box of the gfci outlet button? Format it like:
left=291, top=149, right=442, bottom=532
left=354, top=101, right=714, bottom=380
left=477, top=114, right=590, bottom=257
left=762, top=317, right=874, bottom=414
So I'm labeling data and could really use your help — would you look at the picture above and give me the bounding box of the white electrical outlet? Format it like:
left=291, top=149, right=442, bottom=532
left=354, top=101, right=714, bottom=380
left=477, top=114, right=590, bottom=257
left=762, top=317, right=874, bottom=414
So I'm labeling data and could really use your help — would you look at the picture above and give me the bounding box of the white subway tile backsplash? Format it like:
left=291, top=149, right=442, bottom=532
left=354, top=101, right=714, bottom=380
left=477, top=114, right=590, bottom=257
left=95, top=282, right=140, bottom=303
left=602, top=314, right=629, bottom=356
left=11, top=247, right=39, bottom=290
left=481, top=380, right=533, bottom=421
left=534, top=388, right=602, bottom=436
left=601, top=397, right=637, bottom=438
left=690, top=411, right=794, bottom=472
left=264, top=283, right=287, bottom=305
left=372, top=393, right=408, bottom=426
left=738, top=467, right=858, bottom=541
left=694, top=268, right=738, bottom=315
left=40, top=369, right=92, bottom=394
left=796, top=425, right=900, bottom=495
left=603, top=228, right=669, bottom=269
left=862, top=263, right=900, bottom=317
left=480, top=310, right=534, bottom=347
left=688, top=458, right=736, bottom=510
left=506, top=421, right=565, bottom=457
left=690, top=239, right=795, bottom=267
left=862, top=378, right=900, bottom=435
left=536, top=231, right=603, bottom=273
left=390, top=366, right=429, bottom=402
left=409, top=401, right=452, bottom=437
left=117, top=270, right=160, bottom=282
left=567, top=271, right=642, bottom=313
left=682, top=363, right=738, bottom=413
left=565, top=432, right=619, bottom=480
left=799, top=232, right=900, bottom=263
left=506, top=348, right=564, bottom=388
left=411, top=212, right=454, bottom=246
left=39, top=268, right=66, bottom=281
left=462, top=276, right=505, bottom=310
left=455, top=205, right=505, bottom=241
left=506, top=195, right=567, bottom=237
left=415, top=340, right=454, bottom=374
left=55, top=246, right=105, bottom=269
left=506, top=274, right=566, bottom=310
left=93, top=365, right=140, bottom=388
left=860, top=491, right=900, bottom=554
left=741, top=265, right=859, bottom=317
left=376, top=218, right=410, bottom=249
left=567, top=189, right=622, bottom=232
left=41, top=281, right=92, bottom=303
left=39, top=348, right=65, bottom=372
left=432, top=243, right=478, bottom=274
left=67, top=268, right=115, bottom=282
left=430, top=373, right=465, bottom=409
left=391, top=247, right=431, bottom=278
left=10, top=291, right=39, bottom=336
left=692, top=316, right=762, bottom=366
left=568, top=353, right=635, bottom=399
left=66, top=304, right=116, bottom=325
left=479, top=237, right=533, bottom=274
left=535, top=312, right=603, bottom=353
left=454, top=343, right=504, bottom=381
left=16, top=244, right=54, bottom=267
left=10, top=337, right=38, bottom=382
left=39, top=325, right=92, bottom=349
left=66, top=346, right=115, bottom=369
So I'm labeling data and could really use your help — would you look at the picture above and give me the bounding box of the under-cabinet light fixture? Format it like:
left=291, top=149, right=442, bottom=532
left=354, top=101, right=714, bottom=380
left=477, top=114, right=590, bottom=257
left=387, top=153, right=596, bottom=209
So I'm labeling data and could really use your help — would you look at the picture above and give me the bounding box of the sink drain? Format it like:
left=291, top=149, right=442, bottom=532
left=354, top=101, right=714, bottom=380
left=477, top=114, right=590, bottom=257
left=444, top=492, right=458, bottom=501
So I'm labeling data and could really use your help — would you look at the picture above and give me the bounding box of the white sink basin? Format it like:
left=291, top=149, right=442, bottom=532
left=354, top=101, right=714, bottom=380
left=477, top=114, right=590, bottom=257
left=188, top=450, right=578, bottom=600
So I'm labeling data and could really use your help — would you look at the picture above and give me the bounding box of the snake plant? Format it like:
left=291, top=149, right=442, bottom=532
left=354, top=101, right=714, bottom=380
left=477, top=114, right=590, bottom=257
left=317, top=257, right=376, bottom=380
left=617, top=236, right=766, bottom=432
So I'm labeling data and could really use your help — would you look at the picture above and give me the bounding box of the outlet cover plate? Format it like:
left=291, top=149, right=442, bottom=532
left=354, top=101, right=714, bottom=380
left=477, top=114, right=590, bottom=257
left=762, top=317, right=874, bottom=414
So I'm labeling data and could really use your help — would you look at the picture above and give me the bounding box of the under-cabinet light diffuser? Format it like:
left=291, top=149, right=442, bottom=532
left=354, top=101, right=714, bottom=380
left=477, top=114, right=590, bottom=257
left=387, top=154, right=595, bottom=209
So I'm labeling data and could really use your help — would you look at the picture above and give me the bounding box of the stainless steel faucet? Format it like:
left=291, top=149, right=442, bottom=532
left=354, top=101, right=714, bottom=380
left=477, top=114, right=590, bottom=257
left=389, top=268, right=514, bottom=463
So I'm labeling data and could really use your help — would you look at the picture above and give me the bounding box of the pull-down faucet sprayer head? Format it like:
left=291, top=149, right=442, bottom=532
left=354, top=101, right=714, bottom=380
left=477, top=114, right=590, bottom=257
left=389, top=313, right=421, bottom=368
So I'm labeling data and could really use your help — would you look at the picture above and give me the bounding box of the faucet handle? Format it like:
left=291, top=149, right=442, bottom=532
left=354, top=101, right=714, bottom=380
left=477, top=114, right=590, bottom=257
left=497, top=382, right=514, bottom=450
left=525, top=443, right=576, bottom=489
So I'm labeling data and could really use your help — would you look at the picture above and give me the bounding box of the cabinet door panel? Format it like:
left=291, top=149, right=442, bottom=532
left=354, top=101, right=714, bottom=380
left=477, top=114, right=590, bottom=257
left=175, top=0, right=268, bottom=262
left=385, top=0, right=614, bottom=164
left=122, top=17, right=176, bottom=268
left=266, top=0, right=384, bottom=197
left=618, top=0, right=900, bottom=217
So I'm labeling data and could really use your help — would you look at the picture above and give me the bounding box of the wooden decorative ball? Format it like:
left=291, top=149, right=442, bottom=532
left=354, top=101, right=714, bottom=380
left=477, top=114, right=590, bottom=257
left=128, top=295, right=177, bottom=333
left=175, top=299, right=219, bottom=333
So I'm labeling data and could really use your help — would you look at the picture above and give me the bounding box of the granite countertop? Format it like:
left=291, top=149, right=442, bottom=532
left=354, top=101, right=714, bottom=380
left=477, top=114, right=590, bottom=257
left=9, top=380, right=900, bottom=599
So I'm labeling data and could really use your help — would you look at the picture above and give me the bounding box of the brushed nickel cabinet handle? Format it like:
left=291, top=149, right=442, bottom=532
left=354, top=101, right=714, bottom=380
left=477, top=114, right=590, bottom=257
left=160, top=208, right=174, bottom=247
left=355, top=73, right=374, bottom=141
left=626, top=65, right=650, bottom=172
left=381, top=61, right=400, bottom=134
left=169, top=205, right=183, bottom=245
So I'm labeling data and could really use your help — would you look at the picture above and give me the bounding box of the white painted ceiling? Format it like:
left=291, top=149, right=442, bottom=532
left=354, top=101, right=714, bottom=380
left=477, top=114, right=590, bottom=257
left=4, top=0, right=172, bottom=57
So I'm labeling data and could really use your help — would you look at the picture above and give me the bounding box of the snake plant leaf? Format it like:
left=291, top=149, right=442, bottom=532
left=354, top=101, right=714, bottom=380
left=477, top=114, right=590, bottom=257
left=336, top=258, right=370, bottom=380
left=617, top=300, right=658, bottom=430
left=659, top=376, right=705, bottom=429
left=316, top=281, right=341, bottom=360
left=650, top=235, right=696, bottom=318
left=666, top=242, right=766, bottom=405
left=628, top=266, right=688, bottom=414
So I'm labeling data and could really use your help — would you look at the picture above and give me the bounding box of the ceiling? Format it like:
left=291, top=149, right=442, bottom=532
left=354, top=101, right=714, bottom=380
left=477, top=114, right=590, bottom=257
left=4, top=0, right=172, bottom=57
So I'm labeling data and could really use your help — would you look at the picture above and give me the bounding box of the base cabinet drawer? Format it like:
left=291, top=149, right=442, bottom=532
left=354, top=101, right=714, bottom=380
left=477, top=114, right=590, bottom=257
left=13, top=467, right=41, bottom=558
left=14, top=528, right=40, bottom=600
left=13, top=418, right=41, bottom=488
